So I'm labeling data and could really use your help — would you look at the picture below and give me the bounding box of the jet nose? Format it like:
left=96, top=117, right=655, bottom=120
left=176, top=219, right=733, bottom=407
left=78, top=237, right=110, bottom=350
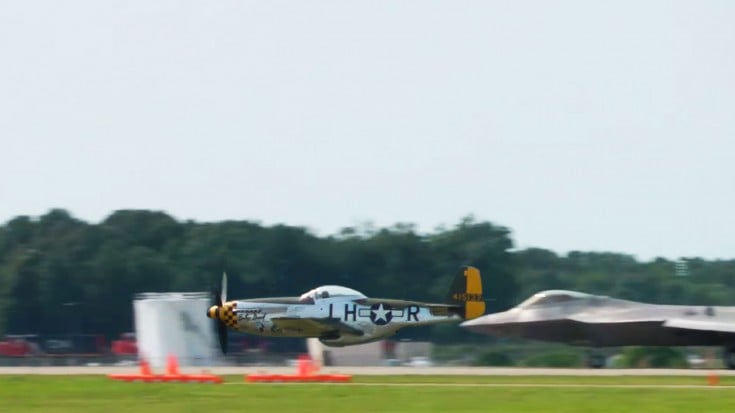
left=207, top=306, right=219, bottom=319
left=460, top=311, right=513, bottom=333
left=460, top=316, right=485, bottom=328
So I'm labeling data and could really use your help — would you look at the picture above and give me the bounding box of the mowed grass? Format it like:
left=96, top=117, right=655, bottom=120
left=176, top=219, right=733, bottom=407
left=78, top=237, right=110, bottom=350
left=353, top=374, right=735, bottom=385
left=1, top=375, right=734, bottom=413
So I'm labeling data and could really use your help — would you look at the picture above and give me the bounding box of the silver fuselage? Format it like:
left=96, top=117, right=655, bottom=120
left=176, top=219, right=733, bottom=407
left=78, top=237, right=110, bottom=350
left=462, top=290, right=735, bottom=347
left=226, top=295, right=461, bottom=346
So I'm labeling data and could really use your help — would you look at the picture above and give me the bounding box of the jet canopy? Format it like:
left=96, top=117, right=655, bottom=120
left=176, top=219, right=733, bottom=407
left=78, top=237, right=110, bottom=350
left=298, top=285, right=366, bottom=303
left=517, top=290, right=595, bottom=308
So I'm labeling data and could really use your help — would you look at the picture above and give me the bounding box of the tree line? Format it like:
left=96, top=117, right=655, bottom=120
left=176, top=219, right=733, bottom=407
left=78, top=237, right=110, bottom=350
left=0, top=209, right=733, bottom=342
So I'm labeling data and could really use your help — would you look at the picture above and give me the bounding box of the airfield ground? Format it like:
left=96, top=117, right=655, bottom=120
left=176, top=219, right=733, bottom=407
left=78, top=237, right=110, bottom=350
left=3, top=366, right=735, bottom=376
left=1, top=368, right=735, bottom=413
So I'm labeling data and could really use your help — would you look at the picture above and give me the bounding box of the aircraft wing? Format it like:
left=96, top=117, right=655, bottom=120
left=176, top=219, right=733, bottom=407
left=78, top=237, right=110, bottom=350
left=569, top=313, right=735, bottom=334
left=362, top=298, right=423, bottom=308
left=271, top=317, right=365, bottom=336
left=567, top=314, right=735, bottom=336
left=362, top=298, right=460, bottom=309
left=568, top=315, right=667, bottom=324
left=362, top=298, right=461, bottom=316
left=662, top=319, right=735, bottom=334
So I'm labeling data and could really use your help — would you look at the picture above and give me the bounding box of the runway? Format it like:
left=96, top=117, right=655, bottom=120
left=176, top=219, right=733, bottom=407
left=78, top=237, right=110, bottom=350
left=225, top=382, right=735, bottom=389
left=2, top=366, right=735, bottom=376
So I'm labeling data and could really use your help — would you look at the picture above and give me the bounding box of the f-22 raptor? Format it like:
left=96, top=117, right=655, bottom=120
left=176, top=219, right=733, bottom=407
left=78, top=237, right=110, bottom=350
left=207, top=266, right=485, bottom=353
left=462, top=289, right=735, bottom=368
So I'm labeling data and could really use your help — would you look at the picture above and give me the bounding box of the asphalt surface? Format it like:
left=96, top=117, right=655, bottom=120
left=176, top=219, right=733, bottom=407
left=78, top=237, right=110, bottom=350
left=2, top=366, right=735, bottom=376
left=225, top=382, right=735, bottom=389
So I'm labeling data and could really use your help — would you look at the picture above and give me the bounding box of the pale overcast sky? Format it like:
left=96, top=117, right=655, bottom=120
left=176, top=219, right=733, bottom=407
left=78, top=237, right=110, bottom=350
left=1, top=1, right=733, bottom=261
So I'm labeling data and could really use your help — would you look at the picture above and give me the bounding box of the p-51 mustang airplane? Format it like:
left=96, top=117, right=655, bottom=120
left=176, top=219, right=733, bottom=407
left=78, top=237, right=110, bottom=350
left=207, top=266, right=485, bottom=352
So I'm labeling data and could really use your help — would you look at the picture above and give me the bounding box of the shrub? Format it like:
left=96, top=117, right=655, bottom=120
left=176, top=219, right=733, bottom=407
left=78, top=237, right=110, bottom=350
left=617, top=346, right=688, bottom=368
left=521, top=350, right=582, bottom=367
left=474, top=351, right=515, bottom=366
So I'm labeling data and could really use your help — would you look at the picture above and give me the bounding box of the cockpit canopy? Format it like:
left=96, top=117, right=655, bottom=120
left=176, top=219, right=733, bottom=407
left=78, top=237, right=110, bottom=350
left=298, top=285, right=366, bottom=304
left=517, top=290, right=596, bottom=309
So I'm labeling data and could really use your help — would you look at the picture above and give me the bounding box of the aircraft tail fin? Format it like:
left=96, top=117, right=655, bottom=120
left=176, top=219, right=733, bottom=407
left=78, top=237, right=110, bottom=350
left=445, top=266, right=485, bottom=320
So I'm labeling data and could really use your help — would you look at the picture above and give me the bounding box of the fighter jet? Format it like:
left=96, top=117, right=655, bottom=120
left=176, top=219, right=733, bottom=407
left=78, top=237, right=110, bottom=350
left=207, top=266, right=485, bottom=353
left=461, top=289, right=735, bottom=368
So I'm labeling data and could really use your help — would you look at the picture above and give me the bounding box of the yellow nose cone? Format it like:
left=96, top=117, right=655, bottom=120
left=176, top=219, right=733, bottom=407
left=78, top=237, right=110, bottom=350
left=207, top=306, right=219, bottom=319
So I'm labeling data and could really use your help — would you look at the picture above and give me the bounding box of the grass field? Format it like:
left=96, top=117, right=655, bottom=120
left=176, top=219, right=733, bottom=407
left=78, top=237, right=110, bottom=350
left=1, top=375, right=734, bottom=413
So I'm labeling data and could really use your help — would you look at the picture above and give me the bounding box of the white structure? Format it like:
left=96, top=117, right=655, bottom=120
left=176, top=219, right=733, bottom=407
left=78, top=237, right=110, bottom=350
left=133, top=292, right=217, bottom=368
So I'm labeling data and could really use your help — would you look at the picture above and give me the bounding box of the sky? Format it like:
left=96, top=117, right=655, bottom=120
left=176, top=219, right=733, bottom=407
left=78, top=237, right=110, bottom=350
left=1, top=1, right=734, bottom=261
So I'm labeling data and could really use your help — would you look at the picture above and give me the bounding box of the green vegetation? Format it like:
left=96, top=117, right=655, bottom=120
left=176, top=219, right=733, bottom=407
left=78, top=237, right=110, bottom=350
left=0, top=375, right=734, bottom=413
left=1, top=208, right=734, bottom=345
left=614, top=346, right=689, bottom=368
left=520, top=349, right=582, bottom=367
left=352, top=375, right=735, bottom=385
left=473, top=350, right=515, bottom=366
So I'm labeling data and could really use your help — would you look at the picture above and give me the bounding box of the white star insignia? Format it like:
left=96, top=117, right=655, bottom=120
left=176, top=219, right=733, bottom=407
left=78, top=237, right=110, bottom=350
left=372, top=304, right=390, bottom=322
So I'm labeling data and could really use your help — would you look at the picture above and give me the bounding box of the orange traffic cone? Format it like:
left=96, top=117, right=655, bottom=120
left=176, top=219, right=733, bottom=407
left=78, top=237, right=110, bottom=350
left=707, top=372, right=720, bottom=386
left=296, top=354, right=312, bottom=377
left=139, top=358, right=153, bottom=376
left=108, top=354, right=222, bottom=384
left=245, top=353, right=351, bottom=383
left=166, top=354, right=181, bottom=376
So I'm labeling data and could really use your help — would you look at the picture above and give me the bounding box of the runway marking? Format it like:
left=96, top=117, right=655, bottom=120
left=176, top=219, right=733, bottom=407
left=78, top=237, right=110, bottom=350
left=226, top=382, right=735, bottom=389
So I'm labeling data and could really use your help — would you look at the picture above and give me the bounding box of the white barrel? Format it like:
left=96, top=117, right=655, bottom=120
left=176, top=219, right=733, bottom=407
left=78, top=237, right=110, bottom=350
left=133, top=292, right=216, bottom=368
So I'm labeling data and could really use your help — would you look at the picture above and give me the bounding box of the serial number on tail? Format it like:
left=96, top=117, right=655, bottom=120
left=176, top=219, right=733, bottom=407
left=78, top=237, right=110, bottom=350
left=452, top=293, right=484, bottom=302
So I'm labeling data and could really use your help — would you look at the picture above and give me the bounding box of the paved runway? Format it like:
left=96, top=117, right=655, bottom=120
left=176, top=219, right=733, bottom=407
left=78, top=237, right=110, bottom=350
left=225, top=382, right=735, bottom=389
left=2, top=366, right=735, bottom=376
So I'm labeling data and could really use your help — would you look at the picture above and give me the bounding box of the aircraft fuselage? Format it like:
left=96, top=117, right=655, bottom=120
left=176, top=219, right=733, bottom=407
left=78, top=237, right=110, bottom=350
left=215, top=296, right=461, bottom=346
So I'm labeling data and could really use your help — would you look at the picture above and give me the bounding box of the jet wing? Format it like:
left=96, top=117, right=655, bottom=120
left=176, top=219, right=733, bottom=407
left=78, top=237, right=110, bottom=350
left=569, top=313, right=735, bottom=334
left=569, top=315, right=667, bottom=324
left=271, top=317, right=365, bottom=336
left=662, top=319, right=735, bottom=334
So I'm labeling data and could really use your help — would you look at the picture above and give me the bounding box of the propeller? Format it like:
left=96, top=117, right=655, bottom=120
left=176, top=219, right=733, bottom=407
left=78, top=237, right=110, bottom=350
left=220, top=271, right=227, bottom=305
left=208, top=272, right=229, bottom=354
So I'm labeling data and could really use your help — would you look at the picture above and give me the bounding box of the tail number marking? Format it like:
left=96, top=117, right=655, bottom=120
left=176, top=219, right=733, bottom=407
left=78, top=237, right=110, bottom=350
left=452, top=293, right=483, bottom=302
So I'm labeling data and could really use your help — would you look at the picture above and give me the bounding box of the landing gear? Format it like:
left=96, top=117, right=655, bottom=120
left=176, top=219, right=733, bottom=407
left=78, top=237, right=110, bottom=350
left=724, top=346, right=735, bottom=370
left=586, top=350, right=606, bottom=368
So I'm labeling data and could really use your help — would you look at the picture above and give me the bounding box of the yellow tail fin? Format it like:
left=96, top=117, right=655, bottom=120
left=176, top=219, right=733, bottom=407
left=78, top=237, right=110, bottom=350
left=446, top=266, right=485, bottom=319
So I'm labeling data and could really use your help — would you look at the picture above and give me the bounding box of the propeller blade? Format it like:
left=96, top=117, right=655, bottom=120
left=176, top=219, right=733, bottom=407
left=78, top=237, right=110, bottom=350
left=217, top=319, right=228, bottom=354
left=209, top=272, right=228, bottom=354
left=220, top=272, right=228, bottom=304
left=212, top=287, right=222, bottom=307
